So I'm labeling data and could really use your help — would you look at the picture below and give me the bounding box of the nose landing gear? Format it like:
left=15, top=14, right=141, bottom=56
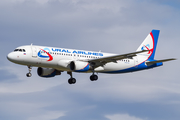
left=26, top=66, right=32, bottom=77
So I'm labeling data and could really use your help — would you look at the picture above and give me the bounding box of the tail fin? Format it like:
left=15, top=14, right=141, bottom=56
left=136, top=29, right=160, bottom=60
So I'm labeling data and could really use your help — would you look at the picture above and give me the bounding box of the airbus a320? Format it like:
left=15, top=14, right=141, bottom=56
left=7, top=30, right=176, bottom=84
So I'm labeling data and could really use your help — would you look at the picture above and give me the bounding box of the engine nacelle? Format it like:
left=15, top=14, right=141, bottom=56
left=70, top=61, right=91, bottom=72
left=37, top=67, right=61, bottom=78
left=58, top=60, right=71, bottom=69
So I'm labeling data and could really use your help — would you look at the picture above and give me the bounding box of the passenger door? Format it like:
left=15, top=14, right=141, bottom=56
left=31, top=45, right=37, bottom=57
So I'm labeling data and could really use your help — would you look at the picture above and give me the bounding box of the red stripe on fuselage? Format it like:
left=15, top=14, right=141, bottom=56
left=41, top=49, right=53, bottom=61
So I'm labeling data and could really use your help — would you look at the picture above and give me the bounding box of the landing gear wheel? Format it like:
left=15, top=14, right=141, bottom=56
left=90, top=75, right=98, bottom=81
left=26, top=73, right=32, bottom=77
left=26, top=66, right=32, bottom=77
left=90, top=64, right=98, bottom=81
left=67, top=71, right=76, bottom=84
left=68, top=78, right=76, bottom=84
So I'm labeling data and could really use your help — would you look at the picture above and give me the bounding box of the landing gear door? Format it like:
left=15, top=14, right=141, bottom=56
left=31, top=45, right=37, bottom=58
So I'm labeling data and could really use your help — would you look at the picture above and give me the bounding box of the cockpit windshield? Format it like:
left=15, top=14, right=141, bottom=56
left=14, top=49, right=26, bottom=52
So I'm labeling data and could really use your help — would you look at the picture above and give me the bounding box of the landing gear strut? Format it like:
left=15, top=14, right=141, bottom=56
left=67, top=71, right=76, bottom=84
left=90, top=66, right=98, bottom=81
left=26, top=66, right=32, bottom=77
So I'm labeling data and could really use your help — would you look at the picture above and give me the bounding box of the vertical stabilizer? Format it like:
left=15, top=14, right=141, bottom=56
left=136, top=30, right=160, bottom=60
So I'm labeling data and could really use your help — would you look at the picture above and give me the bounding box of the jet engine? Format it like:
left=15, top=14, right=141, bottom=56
left=37, top=67, right=61, bottom=78
left=70, top=61, right=91, bottom=72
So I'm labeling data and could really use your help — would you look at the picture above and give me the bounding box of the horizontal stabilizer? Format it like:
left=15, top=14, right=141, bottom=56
left=146, top=58, right=176, bottom=65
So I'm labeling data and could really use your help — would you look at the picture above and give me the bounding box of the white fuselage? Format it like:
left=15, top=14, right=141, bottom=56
left=7, top=45, right=140, bottom=73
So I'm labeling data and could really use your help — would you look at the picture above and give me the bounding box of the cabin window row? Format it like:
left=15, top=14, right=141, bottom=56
left=120, top=59, right=130, bottom=62
left=41, top=51, right=100, bottom=59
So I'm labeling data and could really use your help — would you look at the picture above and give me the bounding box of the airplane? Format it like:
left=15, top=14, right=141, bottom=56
left=7, top=29, right=176, bottom=84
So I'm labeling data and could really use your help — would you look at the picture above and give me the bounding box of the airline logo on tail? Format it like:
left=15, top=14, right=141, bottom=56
left=137, top=30, right=157, bottom=60
left=141, top=44, right=153, bottom=54
left=141, top=44, right=150, bottom=51
left=37, top=48, right=53, bottom=61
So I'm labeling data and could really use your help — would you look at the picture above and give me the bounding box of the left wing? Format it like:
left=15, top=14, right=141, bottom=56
left=85, top=50, right=149, bottom=67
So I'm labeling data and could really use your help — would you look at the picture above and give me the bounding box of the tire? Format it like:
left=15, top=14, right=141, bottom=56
left=26, top=73, right=32, bottom=77
left=72, top=78, right=76, bottom=84
left=90, top=75, right=98, bottom=81
left=94, top=75, right=98, bottom=80
left=68, top=78, right=76, bottom=84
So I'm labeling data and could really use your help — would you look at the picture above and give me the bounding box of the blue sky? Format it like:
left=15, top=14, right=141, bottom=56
left=0, top=0, right=180, bottom=120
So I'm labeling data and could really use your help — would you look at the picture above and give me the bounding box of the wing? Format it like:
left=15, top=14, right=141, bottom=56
left=85, top=50, right=149, bottom=67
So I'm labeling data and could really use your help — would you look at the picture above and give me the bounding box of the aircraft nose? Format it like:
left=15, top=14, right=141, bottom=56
left=7, top=52, right=15, bottom=62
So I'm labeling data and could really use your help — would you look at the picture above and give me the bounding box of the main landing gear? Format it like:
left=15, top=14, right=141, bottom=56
left=90, top=68, right=98, bottom=81
left=67, top=72, right=76, bottom=84
left=26, top=66, right=32, bottom=77
left=67, top=65, right=98, bottom=84
left=67, top=71, right=98, bottom=84
left=90, top=74, right=98, bottom=81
